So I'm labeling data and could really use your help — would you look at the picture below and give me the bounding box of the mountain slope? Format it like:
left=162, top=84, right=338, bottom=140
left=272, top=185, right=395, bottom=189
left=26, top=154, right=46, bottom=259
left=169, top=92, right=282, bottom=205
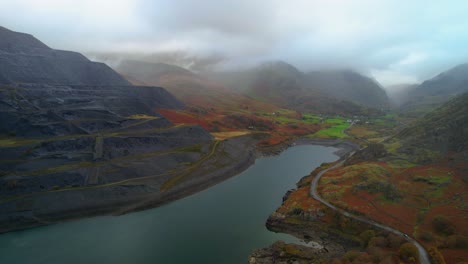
left=116, top=60, right=280, bottom=113
left=402, top=63, right=468, bottom=115
left=397, top=91, right=468, bottom=154
left=210, top=61, right=387, bottom=115
left=0, top=27, right=258, bottom=233
left=0, top=26, right=130, bottom=85
left=304, top=70, right=389, bottom=109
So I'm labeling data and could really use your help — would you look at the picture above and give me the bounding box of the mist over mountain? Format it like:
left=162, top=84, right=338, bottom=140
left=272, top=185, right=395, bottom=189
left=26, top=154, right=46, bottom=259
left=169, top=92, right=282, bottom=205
left=205, top=60, right=388, bottom=115
left=303, top=70, right=389, bottom=109
left=401, top=63, right=468, bottom=116
left=397, top=91, right=468, bottom=155
left=0, top=2, right=467, bottom=262
left=385, top=83, right=419, bottom=107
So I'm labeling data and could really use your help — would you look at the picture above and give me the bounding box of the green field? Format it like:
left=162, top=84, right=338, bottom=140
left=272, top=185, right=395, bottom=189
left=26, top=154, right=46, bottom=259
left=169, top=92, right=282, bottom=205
left=308, top=117, right=349, bottom=138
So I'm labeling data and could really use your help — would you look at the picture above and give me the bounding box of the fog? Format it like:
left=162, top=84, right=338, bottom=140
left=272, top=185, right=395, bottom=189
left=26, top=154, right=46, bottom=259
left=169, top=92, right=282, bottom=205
left=1, top=0, right=468, bottom=87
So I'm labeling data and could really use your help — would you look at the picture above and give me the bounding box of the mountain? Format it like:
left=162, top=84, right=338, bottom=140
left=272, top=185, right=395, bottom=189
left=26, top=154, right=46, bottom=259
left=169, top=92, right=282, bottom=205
left=0, top=27, right=254, bottom=233
left=118, top=60, right=194, bottom=81
left=401, top=63, right=468, bottom=116
left=304, top=70, right=389, bottom=109
left=209, top=61, right=387, bottom=115
left=116, top=60, right=280, bottom=113
left=0, top=26, right=130, bottom=86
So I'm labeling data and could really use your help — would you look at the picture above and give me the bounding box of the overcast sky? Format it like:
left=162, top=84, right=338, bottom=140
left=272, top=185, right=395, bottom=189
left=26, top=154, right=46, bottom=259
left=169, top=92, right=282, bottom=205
left=1, top=0, right=468, bottom=86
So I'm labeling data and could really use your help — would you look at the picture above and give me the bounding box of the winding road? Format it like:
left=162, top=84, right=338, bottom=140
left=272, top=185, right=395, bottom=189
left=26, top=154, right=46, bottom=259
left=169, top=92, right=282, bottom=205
left=309, top=123, right=431, bottom=264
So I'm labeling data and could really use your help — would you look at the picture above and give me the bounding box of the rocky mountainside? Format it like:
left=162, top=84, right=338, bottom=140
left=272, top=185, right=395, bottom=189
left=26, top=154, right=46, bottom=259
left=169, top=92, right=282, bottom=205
left=208, top=61, right=388, bottom=115
left=0, top=27, right=257, bottom=233
left=0, top=26, right=130, bottom=86
left=401, top=63, right=468, bottom=116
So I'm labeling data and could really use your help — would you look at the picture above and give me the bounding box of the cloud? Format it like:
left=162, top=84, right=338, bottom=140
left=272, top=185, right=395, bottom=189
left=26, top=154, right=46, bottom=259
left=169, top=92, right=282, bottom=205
left=1, top=0, right=468, bottom=86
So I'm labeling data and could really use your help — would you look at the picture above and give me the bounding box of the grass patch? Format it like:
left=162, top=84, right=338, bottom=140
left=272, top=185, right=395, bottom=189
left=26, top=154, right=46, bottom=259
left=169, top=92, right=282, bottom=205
left=211, top=131, right=250, bottom=140
left=310, top=123, right=349, bottom=138
left=0, top=138, right=40, bottom=147
left=307, top=116, right=349, bottom=138
left=128, top=114, right=159, bottom=120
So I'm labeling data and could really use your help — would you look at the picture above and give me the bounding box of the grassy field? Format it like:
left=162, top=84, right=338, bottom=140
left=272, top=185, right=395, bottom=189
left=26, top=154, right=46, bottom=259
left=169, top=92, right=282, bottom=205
left=308, top=117, right=349, bottom=138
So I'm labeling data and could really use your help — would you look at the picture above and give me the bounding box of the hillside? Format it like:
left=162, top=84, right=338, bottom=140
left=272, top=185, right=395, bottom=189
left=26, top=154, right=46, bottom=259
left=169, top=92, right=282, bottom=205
left=0, top=27, right=256, bottom=233
left=402, top=63, right=468, bottom=116
left=257, top=91, right=468, bottom=264
left=321, top=92, right=468, bottom=262
left=304, top=70, right=389, bottom=109
left=116, top=60, right=278, bottom=113
left=396, top=91, right=468, bottom=156
left=208, top=61, right=388, bottom=115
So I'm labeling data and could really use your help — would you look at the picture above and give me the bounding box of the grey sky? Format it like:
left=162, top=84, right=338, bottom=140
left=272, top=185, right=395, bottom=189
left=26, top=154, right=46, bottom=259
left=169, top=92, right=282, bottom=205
left=1, top=0, right=468, bottom=86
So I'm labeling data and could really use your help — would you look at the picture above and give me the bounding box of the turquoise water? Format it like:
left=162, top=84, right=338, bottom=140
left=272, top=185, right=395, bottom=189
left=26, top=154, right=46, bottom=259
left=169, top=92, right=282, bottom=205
left=0, top=145, right=337, bottom=264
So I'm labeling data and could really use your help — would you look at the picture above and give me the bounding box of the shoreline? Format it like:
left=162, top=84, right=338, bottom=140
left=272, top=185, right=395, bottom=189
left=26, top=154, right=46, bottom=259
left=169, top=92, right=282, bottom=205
left=249, top=137, right=363, bottom=263
left=0, top=135, right=358, bottom=234
left=0, top=135, right=258, bottom=234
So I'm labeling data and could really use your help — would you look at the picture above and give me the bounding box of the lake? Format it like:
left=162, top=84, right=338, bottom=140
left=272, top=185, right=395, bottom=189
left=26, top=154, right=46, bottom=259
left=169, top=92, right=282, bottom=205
left=0, top=145, right=337, bottom=264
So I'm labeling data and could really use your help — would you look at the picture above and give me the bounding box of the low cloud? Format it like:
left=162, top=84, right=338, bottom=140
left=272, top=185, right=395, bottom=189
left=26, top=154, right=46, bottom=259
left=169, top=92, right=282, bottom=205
left=1, top=0, right=468, bottom=86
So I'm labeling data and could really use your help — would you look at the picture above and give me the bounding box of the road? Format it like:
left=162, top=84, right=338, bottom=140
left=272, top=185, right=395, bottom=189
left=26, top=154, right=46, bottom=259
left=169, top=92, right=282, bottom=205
left=310, top=125, right=431, bottom=264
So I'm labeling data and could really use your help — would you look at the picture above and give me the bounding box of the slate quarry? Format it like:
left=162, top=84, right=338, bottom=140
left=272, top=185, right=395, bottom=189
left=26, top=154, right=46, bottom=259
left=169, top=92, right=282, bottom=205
left=0, top=26, right=235, bottom=232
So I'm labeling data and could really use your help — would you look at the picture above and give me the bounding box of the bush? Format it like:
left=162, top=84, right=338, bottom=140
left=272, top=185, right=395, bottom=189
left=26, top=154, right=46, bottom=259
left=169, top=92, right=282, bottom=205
left=343, top=250, right=361, bottom=262
left=359, top=230, right=376, bottom=246
left=419, top=231, right=434, bottom=242
left=428, top=247, right=446, bottom=264
left=443, top=235, right=468, bottom=249
left=399, top=242, right=419, bottom=262
left=387, top=233, right=405, bottom=249
left=432, top=215, right=455, bottom=236
left=368, top=236, right=388, bottom=248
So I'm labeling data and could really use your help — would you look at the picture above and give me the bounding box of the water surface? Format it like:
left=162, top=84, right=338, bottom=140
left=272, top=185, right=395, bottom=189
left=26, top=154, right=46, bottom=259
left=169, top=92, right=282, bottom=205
left=0, top=145, right=337, bottom=264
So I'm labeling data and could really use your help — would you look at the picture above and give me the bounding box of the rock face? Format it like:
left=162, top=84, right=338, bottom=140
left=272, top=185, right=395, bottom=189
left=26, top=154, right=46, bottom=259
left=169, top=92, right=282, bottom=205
left=0, top=26, right=258, bottom=233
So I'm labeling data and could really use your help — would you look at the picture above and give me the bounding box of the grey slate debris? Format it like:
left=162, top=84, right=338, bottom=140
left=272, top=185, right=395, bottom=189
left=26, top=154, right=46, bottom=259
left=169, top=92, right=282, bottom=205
left=0, top=26, right=222, bottom=233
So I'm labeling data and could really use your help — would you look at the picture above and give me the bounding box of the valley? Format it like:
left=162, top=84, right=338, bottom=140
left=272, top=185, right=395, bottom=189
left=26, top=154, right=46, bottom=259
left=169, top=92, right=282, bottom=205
left=0, top=24, right=466, bottom=264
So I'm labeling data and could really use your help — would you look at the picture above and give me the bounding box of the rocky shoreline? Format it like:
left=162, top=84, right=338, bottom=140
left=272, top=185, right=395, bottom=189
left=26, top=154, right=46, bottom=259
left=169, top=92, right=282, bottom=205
left=0, top=134, right=259, bottom=233
left=0, top=133, right=360, bottom=237
left=249, top=138, right=363, bottom=264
